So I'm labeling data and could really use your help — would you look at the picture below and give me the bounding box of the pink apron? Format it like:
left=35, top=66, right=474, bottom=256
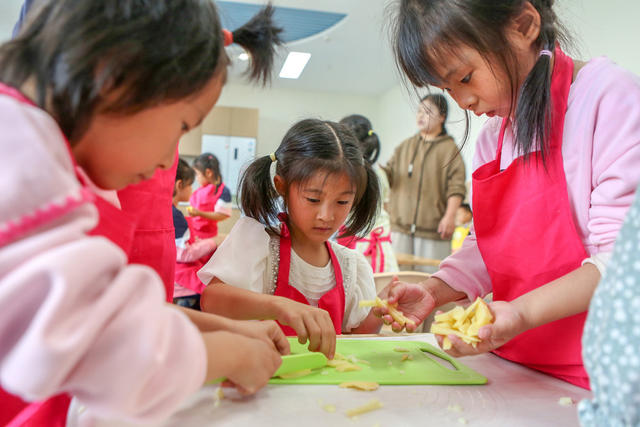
left=274, top=215, right=345, bottom=335
left=471, top=47, right=589, bottom=388
left=117, top=154, right=178, bottom=302
left=187, top=183, right=225, bottom=239
left=0, top=84, right=137, bottom=425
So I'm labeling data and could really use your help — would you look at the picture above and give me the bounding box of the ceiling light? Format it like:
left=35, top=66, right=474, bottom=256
left=238, top=52, right=249, bottom=61
left=279, top=52, right=311, bottom=79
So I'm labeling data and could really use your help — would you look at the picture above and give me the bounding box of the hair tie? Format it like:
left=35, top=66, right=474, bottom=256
left=539, top=49, right=552, bottom=58
left=367, top=130, right=374, bottom=136
left=208, top=155, right=213, bottom=159
left=222, top=29, right=233, bottom=47
left=268, top=154, right=279, bottom=193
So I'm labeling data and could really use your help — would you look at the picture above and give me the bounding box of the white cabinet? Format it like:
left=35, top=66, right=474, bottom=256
left=201, top=134, right=256, bottom=196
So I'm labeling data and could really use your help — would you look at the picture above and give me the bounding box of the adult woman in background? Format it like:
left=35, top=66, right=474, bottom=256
left=383, top=94, right=466, bottom=271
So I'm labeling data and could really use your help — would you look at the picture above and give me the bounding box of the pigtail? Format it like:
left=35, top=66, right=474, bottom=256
left=239, top=154, right=281, bottom=230
left=513, top=0, right=569, bottom=163
left=231, top=4, right=284, bottom=86
left=339, top=114, right=381, bottom=164
left=341, top=163, right=380, bottom=238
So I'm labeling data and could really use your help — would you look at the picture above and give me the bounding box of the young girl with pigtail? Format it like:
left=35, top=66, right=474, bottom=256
left=199, top=119, right=389, bottom=358
left=0, top=1, right=289, bottom=424
left=337, top=114, right=399, bottom=273
left=380, top=0, right=640, bottom=389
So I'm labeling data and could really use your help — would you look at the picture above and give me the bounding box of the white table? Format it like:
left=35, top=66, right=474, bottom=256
left=74, top=334, right=592, bottom=427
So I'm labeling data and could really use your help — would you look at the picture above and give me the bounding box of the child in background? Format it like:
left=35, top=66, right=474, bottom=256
left=337, top=114, right=399, bottom=273
left=579, top=183, right=640, bottom=426
left=173, top=159, right=217, bottom=310
left=188, top=153, right=232, bottom=240
left=199, top=119, right=385, bottom=358
left=0, top=1, right=286, bottom=424
left=379, top=0, right=640, bottom=389
left=451, top=203, right=472, bottom=252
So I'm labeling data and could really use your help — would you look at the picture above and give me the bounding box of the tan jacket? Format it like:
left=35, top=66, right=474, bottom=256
left=382, top=134, right=466, bottom=240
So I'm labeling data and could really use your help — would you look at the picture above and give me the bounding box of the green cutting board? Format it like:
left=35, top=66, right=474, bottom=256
left=269, top=338, right=487, bottom=385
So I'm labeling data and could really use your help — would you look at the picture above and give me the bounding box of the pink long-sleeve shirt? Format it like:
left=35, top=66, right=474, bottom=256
left=434, top=56, right=640, bottom=299
left=0, top=94, right=206, bottom=421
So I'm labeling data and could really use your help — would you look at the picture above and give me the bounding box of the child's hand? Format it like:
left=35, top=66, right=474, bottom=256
left=187, top=207, right=201, bottom=217
left=230, top=320, right=291, bottom=355
left=273, top=297, right=336, bottom=359
left=374, top=278, right=436, bottom=332
left=204, top=332, right=282, bottom=396
left=434, top=301, right=526, bottom=357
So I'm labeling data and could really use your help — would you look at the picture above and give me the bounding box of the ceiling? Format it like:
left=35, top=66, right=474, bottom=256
left=0, top=0, right=401, bottom=96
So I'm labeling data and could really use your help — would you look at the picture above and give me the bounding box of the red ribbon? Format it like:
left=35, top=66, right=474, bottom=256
left=361, top=226, right=392, bottom=273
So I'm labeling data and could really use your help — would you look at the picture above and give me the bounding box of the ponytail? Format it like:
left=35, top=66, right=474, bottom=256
left=339, top=114, right=381, bottom=164
left=239, top=154, right=281, bottom=230
left=230, top=4, right=284, bottom=86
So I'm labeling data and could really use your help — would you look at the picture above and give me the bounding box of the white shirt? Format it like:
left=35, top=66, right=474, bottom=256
left=198, top=216, right=377, bottom=332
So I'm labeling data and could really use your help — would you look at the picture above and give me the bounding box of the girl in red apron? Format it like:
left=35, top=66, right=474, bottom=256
left=1, top=1, right=286, bottom=425
left=336, top=114, right=398, bottom=273
left=173, top=159, right=217, bottom=309
left=187, top=152, right=232, bottom=240
left=381, top=0, right=640, bottom=389
left=199, top=119, right=390, bottom=358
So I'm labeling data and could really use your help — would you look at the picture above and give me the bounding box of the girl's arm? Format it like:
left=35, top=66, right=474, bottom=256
left=176, top=237, right=216, bottom=263
left=438, top=263, right=600, bottom=357
left=173, top=305, right=290, bottom=355
left=191, top=209, right=230, bottom=222
left=201, top=279, right=336, bottom=358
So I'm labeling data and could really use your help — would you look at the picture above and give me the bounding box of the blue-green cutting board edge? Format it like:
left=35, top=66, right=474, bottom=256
left=269, top=338, right=487, bottom=385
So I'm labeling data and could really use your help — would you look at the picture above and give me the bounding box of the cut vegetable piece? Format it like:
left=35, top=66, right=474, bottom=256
left=345, top=399, right=383, bottom=417
left=557, top=397, right=574, bottom=406
left=431, top=297, right=493, bottom=348
left=393, top=347, right=410, bottom=352
left=278, top=368, right=312, bottom=379
left=339, top=381, right=380, bottom=391
left=359, top=297, right=416, bottom=329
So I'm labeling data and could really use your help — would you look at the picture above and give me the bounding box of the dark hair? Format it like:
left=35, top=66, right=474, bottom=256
left=174, top=158, right=195, bottom=196
left=459, top=203, right=472, bottom=215
left=240, top=119, right=380, bottom=237
left=193, top=153, right=222, bottom=182
left=1, top=0, right=283, bottom=143
left=339, top=114, right=381, bottom=164
left=392, top=0, right=569, bottom=163
left=420, top=93, right=449, bottom=136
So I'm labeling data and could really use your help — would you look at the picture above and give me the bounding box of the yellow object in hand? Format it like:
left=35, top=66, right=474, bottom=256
left=359, top=297, right=416, bottom=329
left=430, top=297, right=493, bottom=349
left=186, top=206, right=194, bottom=215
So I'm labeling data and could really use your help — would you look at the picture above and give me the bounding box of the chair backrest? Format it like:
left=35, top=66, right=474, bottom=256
left=372, top=271, right=431, bottom=294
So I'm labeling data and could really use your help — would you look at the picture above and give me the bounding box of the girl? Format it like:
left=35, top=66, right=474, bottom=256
left=0, top=0, right=287, bottom=424
left=173, top=158, right=217, bottom=310
left=382, top=94, right=466, bottom=272
left=380, top=0, right=640, bottom=389
left=188, top=153, right=232, bottom=240
left=199, top=119, right=383, bottom=358
left=337, top=114, right=399, bottom=273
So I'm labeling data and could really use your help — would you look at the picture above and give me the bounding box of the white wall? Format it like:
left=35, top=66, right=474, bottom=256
left=376, top=84, right=485, bottom=182
left=215, top=83, right=379, bottom=158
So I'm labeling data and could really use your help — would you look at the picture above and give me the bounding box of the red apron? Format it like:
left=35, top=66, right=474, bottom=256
left=471, top=47, right=589, bottom=388
left=336, top=226, right=391, bottom=273
left=117, top=154, right=178, bottom=302
left=274, top=215, right=345, bottom=335
left=0, top=83, right=137, bottom=425
left=187, top=183, right=225, bottom=239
